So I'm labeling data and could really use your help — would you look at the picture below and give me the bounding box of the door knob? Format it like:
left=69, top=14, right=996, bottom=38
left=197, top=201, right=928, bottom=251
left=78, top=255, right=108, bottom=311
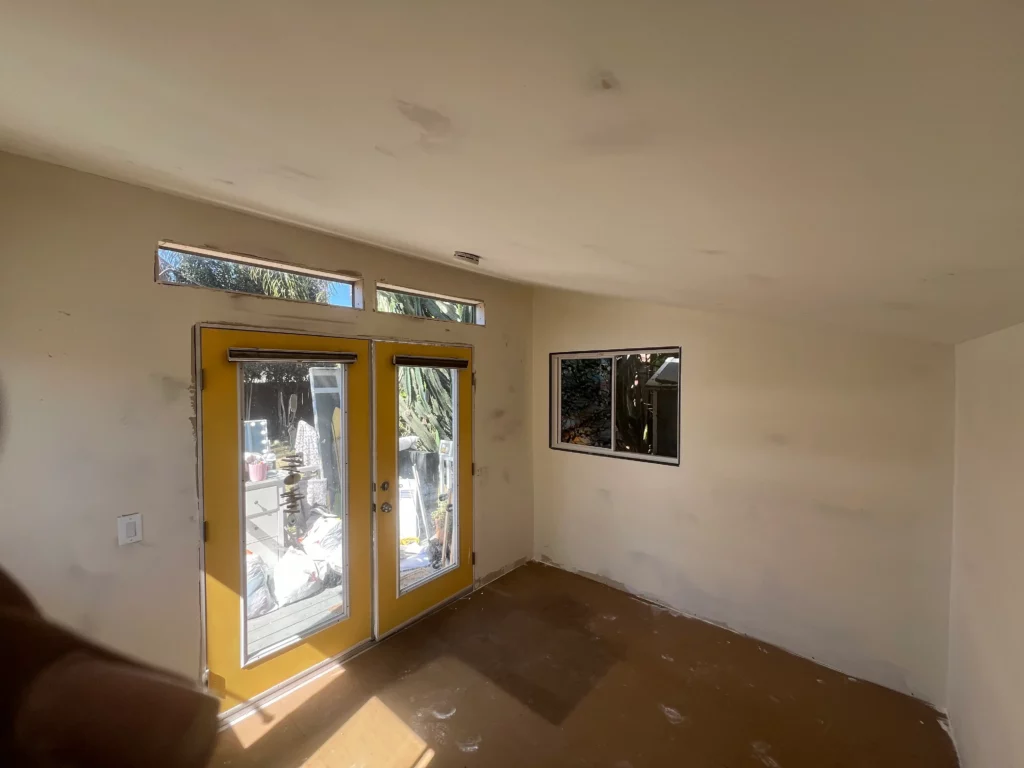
left=380, top=502, right=393, bottom=513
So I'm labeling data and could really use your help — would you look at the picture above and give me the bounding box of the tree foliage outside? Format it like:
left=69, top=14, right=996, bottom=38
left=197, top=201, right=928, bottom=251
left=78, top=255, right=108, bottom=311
left=559, top=358, right=612, bottom=447
left=242, top=362, right=316, bottom=443
left=560, top=354, right=677, bottom=455
left=378, top=287, right=475, bottom=324
left=158, top=248, right=331, bottom=304
left=398, top=366, right=453, bottom=452
left=613, top=353, right=675, bottom=455
left=380, top=290, right=463, bottom=451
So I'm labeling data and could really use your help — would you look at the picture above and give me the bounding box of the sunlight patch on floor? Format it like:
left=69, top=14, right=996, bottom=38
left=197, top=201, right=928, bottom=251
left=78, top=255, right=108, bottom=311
left=229, top=666, right=347, bottom=749
left=309, top=696, right=434, bottom=768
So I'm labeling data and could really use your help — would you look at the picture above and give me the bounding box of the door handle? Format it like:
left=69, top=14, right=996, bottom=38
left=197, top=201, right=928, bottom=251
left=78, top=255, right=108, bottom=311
left=380, top=502, right=393, bottom=513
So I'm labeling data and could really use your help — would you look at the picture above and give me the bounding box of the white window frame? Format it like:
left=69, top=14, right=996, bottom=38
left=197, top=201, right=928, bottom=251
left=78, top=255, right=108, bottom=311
left=550, top=347, right=680, bottom=466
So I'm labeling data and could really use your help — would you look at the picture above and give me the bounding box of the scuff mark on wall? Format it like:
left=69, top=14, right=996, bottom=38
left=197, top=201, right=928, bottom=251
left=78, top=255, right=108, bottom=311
left=396, top=100, right=454, bottom=151
left=591, top=69, right=621, bottom=92
left=154, top=374, right=189, bottom=404
left=575, top=567, right=629, bottom=595
left=490, top=410, right=523, bottom=443
left=475, top=556, right=529, bottom=589
left=272, top=165, right=321, bottom=182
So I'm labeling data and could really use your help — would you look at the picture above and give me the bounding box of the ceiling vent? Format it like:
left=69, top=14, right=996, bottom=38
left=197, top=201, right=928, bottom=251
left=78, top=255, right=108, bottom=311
left=454, top=251, right=481, bottom=266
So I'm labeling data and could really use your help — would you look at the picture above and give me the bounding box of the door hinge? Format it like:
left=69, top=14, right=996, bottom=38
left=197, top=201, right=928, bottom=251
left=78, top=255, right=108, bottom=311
left=472, top=371, right=477, bottom=388
left=199, top=367, right=206, bottom=391
left=372, top=482, right=377, bottom=492
left=206, top=670, right=226, bottom=697
left=472, top=462, right=475, bottom=475
left=472, top=552, right=476, bottom=565
left=371, top=503, right=376, bottom=513
left=202, top=520, right=209, bottom=542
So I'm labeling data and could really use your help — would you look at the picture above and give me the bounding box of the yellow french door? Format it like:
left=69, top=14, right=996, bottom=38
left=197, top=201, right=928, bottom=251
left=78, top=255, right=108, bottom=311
left=200, top=330, right=474, bottom=710
left=374, top=342, right=474, bottom=636
left=200, top=328, right=372, bottom=711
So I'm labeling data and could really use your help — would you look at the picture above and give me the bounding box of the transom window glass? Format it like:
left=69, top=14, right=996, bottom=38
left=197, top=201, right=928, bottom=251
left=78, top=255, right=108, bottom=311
left=551, top=348, right=680, bottom=464
left=156, top=241, right=360, bottom=308
left=376, top=283, right=484, bottom=325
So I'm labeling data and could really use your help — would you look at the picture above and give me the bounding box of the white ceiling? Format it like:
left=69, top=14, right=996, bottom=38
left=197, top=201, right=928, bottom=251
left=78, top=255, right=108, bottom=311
left=2, top=1, right=1022, bottom=343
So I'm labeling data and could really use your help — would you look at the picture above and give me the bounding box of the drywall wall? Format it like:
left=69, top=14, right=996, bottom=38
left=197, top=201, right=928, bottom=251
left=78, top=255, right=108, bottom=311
left=948, top=323, right=1024, bottom=767
left=532, top=288, right=954, bottom=705
left=0, top=152, right=533, bottom=680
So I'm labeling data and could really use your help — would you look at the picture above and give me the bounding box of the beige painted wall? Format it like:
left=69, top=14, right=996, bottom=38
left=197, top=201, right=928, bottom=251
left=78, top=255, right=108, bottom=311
left=531, top=288, right=954, bottom=705
left=0, top=150, right=975, bottom=718
left=0, top=152, right=533, bottom=680
left=949, top=323, right=1024, bottom=766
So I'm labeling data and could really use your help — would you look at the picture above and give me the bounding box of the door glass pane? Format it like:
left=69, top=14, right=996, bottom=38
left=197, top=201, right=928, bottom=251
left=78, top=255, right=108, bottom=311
left=396, top=365, right=458, bottom=594
left=241, top=361, right=348, bottom=661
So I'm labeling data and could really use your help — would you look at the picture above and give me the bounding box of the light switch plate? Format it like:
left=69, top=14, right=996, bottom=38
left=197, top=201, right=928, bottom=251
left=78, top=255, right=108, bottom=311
left=117, top=513, right=143, bottom=545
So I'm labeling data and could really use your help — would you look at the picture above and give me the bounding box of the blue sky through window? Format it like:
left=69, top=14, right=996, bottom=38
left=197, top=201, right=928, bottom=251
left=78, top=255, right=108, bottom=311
left=327, top=282, right=353, bottom=307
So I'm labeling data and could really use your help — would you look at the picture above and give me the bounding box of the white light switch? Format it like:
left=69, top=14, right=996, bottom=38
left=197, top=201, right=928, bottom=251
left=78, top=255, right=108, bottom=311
left=118, top=513, right=143, bottom=545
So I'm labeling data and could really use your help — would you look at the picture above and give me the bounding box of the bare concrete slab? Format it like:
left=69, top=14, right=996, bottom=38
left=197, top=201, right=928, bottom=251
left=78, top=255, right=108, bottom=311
left=214, top=562, right=958, bottom=767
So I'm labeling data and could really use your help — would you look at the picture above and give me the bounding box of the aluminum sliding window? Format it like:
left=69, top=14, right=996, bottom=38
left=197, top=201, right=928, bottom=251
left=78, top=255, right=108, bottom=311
left=550, top=348, right=680, bottom=465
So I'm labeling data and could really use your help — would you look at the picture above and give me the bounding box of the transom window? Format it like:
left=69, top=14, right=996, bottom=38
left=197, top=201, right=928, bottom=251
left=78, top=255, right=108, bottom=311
left=550, top=348, right=680, bottom=464
left=376, top=283, right=485, bottom=325
left=156, top=242, right=361, bottom=308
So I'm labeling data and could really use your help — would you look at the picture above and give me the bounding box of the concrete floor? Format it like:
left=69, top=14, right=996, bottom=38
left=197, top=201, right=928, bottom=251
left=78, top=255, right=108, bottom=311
left=213, top=562, right=958, bottom=767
